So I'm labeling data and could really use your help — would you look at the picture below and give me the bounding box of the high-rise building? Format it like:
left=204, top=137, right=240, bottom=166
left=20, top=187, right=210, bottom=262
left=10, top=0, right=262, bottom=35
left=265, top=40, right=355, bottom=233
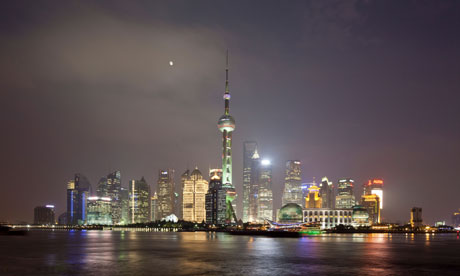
left=120, top=187, right=129, bottom=225
left=97, top=171, right=122, bottom=224
left=364, top=179, right=384, bottom=210
left=183, top=168, right=209, bottom=222
left=66, top=173, right=92, bottom=225
left=86, top=197, right=112, bottom=225
left=217, top=52, right=237, bottom=223
left=305, top=185, right=322, bottom=208
left=257, top=159, right=274, bottom=221
left=410, top=207, right=423, bottom=228
left=452, top=209, right=460, bottom=228
left=282, top=160, right=303, bottom=207
left=248, top=149, right=261, bottom=222
left=205, top=172, right=227, bottom=225
left=335, top=178, right=355, bottom=209
left=243, top=141, right=258, bottom=222
left=151, top=192, right=158, bottom=221
left=319, top=177, right=334, bottom=209
left=361, top=194, right=380, bottom=224
left=129, top=177, right=151, bottom=224
left=157, top=169, right=175, bottom=220
left=34, top=205, right=55, bottom=225
left=177, top=169, right=190, bottom=220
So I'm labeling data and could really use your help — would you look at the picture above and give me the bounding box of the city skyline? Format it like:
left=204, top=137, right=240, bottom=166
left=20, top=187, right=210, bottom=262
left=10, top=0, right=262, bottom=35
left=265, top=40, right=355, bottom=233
left=1, top=1, right=460, bottom=225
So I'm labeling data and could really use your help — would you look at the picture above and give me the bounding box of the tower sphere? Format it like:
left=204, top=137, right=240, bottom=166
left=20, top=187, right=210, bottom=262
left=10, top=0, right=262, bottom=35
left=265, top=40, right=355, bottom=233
left=218, top=114, right=235, bottom=132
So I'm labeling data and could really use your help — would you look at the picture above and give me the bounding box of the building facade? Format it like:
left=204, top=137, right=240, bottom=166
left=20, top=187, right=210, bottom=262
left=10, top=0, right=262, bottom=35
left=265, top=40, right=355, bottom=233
left=97, top=171, right=122, bottom=225
left=183, top=168, right=209, bottom=222
left=319, top=177, right=334, bottom=209
left=305, top=185, right=322, bottom=208
left=361, top=194, right=380, bottom=224
left=34, top=205, right=55, bottom=225
left=129, top=177, right=151, bottom=224
left=86, top=197, right=112, bottom=225
left=303, top=208, right=353, bottom=229
left=257, top=159, right=273, bottom=222
left=452, top=209, right=460, bottom=228
left=205, top=173, right=227, bottom=225
left=151, top=192, right=158, bottom=221
left=282, top=160, right=303, bottom=207
left=248, top=149, right=261, bottom=222
left=157, top=169, right=175, bottom=220
left=66, top=173, right=92, bottom=225
left=243, top=141, right=258, bottom=222
left=410, top=207, right=423, bottom=228
left=335, top=178, right=356, bottom=209
left=364, top=179, right=384, bottom=210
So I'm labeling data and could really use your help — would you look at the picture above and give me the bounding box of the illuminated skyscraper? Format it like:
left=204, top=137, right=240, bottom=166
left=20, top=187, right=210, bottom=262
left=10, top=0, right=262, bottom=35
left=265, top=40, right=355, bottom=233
left=97, top=171, right=122, bottom=224
left=319, top=177, right=334, bottom=208
left=335, top=178, right=355, bottom=209
left=361, top=194, right=380, bottom=224
left=66, top=173, right=91, bottom=225
left=34, top=205, right=55, bottom=225
left=178, top=169, right=190, bottom=220
left=120, top=187, right=129, bottom=225
left=217, top=52, right=237, bottom=223
left=243, top=141, right=258, bottom=222
left=129, top=177, right=151, bottom=223
left=157, top=169, right=175, bottom=220
left=205, top=172, right=227, bottom=225
left=364, top=179, right=384, bottom=210
left=282, top=160, right=302, bottom=207
left=248, top=149, right=260, bottom=222
left=151, top=192, right=158, bottom=221
left=257, top=159, right=274, bottom=221
left=86, top=197, right=112, bottom=225
left=410, top=207, right=423, bottom=228
left=305, top=185, right=322, bottom=208
left=183, top=168, right=209, bottom=222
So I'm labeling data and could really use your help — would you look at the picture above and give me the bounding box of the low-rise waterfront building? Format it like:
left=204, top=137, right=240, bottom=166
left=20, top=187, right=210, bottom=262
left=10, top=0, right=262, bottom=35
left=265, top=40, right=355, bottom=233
left=303, top=208, right=353, bottom=229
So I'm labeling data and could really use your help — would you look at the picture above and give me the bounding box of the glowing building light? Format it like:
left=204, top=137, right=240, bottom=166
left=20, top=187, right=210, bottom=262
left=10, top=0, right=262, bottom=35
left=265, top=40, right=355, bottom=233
left=45, top=205, right=55, bottom=208
left=261, top=159, right=271, bottom=166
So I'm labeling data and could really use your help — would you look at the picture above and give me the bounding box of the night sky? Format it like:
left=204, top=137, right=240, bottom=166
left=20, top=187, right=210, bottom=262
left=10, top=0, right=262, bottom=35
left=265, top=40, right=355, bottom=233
left=1, top=0, right=459, bottom=224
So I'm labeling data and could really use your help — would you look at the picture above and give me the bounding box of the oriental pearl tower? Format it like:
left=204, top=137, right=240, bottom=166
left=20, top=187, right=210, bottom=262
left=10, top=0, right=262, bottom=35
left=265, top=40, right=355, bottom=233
left=217, top=52, right=237, bottom=223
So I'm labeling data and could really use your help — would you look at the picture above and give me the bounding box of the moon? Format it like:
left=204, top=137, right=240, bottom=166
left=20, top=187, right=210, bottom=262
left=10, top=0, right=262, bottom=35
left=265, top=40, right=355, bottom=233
left=169, top=61, right=174, bottom=66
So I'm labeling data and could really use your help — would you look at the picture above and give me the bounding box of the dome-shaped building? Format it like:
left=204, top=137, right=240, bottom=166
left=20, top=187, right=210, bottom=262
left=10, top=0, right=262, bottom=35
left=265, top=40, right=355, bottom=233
left=352, top=205, right=370, bottom=226
left=278, top=203, right=303, bottom=223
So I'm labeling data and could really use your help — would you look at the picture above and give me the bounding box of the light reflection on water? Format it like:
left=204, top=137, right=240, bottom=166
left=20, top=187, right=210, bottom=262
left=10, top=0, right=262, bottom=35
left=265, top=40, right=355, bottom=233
left=0, top=231, right=459, bottom=276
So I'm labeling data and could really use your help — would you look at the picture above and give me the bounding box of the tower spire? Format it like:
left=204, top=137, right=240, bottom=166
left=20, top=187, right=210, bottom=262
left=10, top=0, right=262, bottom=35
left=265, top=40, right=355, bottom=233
left=224, top=50, right=230, bottom=115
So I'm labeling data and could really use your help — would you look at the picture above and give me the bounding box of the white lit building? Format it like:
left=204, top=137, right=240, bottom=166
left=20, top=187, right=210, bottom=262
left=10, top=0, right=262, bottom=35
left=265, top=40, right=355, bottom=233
left=303, top=208, right=353, bottom=229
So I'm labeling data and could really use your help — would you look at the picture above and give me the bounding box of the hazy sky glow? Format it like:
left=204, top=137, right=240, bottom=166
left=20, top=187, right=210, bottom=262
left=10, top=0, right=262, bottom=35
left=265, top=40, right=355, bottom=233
left=1, top=0, right=459, bottom=224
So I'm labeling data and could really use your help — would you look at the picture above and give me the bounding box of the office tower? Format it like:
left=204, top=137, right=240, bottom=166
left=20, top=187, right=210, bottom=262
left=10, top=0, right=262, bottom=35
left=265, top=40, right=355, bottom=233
left=305, top=185, right=322, bottom=208
left=157, top=169, right=175, bottom=220
left=97, top=171, right=122, bottom=224
left=86, top=197, right=112, bottom=225
left=177, top=169, right=190, bottom=220
left=248, top=149, right=260, bottom=222
left=364, top=179, right=384, bottom=210
left=243, top=141, right=258, bottom=222
left=129, top=177, right=151, bottom=224
left=319, top=177, right=334, bottom=208
left=182, top=168, right=209, bottom=222
left=151, top=192, right=158, bottom=221
left=217, top=52, right=237, bottom=223
left=66, top=173, right=92, bottom=225
left=335, top=178, right=356, bottom=209
left=120, top=187, right=129, bottom=225
left=301, top=179, right=315, bottom=208
left=361, top=194, right=380, bottom=224
left=282, top=160, right=302, bottom=207
left=205, top=172, right=227, bottom=225
left=410, top=207, right=423, bottom=228
left=34, top=205, right=55, bottom=225
left=257, top=159, right=274, bottom=221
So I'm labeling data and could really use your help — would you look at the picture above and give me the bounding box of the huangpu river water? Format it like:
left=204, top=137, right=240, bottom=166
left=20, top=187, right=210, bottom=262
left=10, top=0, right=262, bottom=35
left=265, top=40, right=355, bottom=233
left=1, top=231, right=459, bottom=275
